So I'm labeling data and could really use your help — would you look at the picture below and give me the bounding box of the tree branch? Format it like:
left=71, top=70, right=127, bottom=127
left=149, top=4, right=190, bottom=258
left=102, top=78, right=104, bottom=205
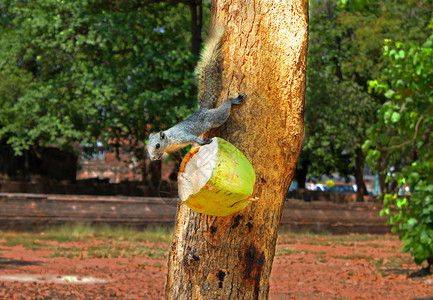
left=380, top=104, right=433, bottom=151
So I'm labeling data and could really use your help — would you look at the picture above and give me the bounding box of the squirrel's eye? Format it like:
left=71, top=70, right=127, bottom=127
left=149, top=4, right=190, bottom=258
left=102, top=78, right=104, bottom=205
left=155, top=143, right=160, bottom=149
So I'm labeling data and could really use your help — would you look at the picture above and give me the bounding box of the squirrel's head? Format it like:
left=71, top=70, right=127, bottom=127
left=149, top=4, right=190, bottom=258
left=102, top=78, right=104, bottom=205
left=147, top=131, right=169, bottom=160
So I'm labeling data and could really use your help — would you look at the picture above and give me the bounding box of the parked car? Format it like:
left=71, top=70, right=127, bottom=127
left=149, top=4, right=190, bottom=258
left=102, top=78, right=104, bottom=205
left=315, top=183, right=330, bottom=192
left=289, top=182, right=298, bottom=191
left=305, top=182, right=316, bottom=191
left=329, top=184, right=356, bottom=194
left=305, top=182, right=330, bottom=192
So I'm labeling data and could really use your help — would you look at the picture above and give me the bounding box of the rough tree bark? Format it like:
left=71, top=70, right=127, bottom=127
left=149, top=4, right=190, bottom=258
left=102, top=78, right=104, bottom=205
left=166, top=1, right=308, bottom=299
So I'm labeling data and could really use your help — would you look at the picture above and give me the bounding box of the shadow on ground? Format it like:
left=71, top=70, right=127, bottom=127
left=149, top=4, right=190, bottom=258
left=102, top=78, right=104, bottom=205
left=0, top=257, right=41, bottom=269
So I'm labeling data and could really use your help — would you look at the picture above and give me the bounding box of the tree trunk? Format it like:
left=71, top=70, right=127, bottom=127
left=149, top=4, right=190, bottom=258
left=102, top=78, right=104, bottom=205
left=377, top=151, right=389, bottom=195
left=295, top=153, right=310, bottom=190
left=189, top=0, right=203, bottom=57
left=142, top=158, right=162, bottom=196
left=166, top=1, right=308, bottom=299
left=354, top=147, right=368, bottom=202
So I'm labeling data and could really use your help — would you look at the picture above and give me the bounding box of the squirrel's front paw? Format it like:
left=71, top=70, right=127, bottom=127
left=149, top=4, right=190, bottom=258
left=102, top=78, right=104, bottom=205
left=202, top=138, right=213, bottom=145
left=232, top=94, right=246, bottom=105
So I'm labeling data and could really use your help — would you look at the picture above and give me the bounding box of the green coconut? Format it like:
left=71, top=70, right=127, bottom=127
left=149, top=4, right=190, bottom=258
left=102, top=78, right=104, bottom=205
left=178, top=137, right=256, bottom=216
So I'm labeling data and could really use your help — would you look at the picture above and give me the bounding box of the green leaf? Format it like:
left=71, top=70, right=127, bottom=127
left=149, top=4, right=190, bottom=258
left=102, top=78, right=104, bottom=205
left=407, top=218, right=418, bottom=227
left=384, top=90, right=395, bottom=99
left=362, top=140, right=372, bottom=152
left=415, top=64, right=422, bottom=76
left=396, top=197, right=408, bottom=209
left=369, top=149, right=381, bottom=161
left=391, top=112, right=401, bottom=123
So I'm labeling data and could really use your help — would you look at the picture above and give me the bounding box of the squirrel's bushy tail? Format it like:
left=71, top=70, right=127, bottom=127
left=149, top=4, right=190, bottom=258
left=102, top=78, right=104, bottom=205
left=195, top=26, right=224, bottom=109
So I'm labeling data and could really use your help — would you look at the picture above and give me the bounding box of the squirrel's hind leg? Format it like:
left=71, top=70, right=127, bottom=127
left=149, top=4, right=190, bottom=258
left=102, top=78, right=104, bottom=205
left=208, top=93, right=246, bottom=126
left=180, top=132, right=213, bottom=146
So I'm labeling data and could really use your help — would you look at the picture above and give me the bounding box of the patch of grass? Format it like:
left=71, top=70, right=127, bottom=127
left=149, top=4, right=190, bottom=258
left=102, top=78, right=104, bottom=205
left=355, top=243, right=387, bottom=249
left=331, top=252, right=413, bottom=271
left=277, top=229, right=394, bottom=247
left=276, top=247, right=303, bottom=256
left=276, top=247, right=328, bottom=257
left=372, top=255, right=414, bottom=270
left=43, top=223, right=172, bottom=243
left=0, top=223, right=173, bottom=254
left=0, top=234, right=49, bottom=251
left=332, top=254, right=373, bottom=261
left=50, top=241, right=168, bottom=260
left=44, top=223, right=97, bottom=241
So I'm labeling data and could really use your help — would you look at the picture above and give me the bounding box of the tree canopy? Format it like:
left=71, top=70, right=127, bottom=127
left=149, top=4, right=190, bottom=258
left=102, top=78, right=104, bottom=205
left=0, top=0, right=197, bottom=157
left=303, top=0, right=432, bottom=197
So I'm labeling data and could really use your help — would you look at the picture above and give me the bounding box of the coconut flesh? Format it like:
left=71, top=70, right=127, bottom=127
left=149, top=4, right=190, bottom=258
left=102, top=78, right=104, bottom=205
left=178, top=137, right=256, bottom=216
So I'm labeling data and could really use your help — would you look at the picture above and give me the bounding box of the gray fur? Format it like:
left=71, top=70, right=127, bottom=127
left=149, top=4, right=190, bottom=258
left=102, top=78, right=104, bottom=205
left=196, top=26, right=224, bottom=109
left=147, top=94, right=246, bottom=161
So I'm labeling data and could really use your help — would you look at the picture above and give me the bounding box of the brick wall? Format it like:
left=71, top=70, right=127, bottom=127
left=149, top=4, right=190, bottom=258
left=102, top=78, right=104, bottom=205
left=0, top=193, right=389, bottom=234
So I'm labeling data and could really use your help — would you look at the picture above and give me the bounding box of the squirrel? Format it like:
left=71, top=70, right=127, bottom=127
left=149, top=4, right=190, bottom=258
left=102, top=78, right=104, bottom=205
left=147, top=26, right=246, bottom=161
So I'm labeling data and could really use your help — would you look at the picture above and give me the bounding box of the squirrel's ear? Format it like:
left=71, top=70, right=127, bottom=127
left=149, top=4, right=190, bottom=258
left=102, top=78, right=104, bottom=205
left=149, top=133, right=154, bottom=139
left=160, top=132, right=166, bottom=140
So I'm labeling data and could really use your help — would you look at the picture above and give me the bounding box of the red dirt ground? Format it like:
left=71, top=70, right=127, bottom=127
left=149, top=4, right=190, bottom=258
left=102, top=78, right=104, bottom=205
left=1, top=233, right=432, bottom=299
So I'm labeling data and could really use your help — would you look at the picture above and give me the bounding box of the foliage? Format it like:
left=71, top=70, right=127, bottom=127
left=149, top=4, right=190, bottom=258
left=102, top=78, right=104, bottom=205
left=304, top=0, right=432, bottom=186
left=365, top=29, right=433, bottom=267
left=0, top=0, right=197, bottom=156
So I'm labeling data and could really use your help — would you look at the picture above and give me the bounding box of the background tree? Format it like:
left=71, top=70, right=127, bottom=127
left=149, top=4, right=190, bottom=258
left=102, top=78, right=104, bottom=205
left=365, top=27, right=433, bottom=273
left=0, top=0, right=205, bottom=189
left=303, top=0, right=432, bottom=199
left=166, top=0, right=308, bottom=298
